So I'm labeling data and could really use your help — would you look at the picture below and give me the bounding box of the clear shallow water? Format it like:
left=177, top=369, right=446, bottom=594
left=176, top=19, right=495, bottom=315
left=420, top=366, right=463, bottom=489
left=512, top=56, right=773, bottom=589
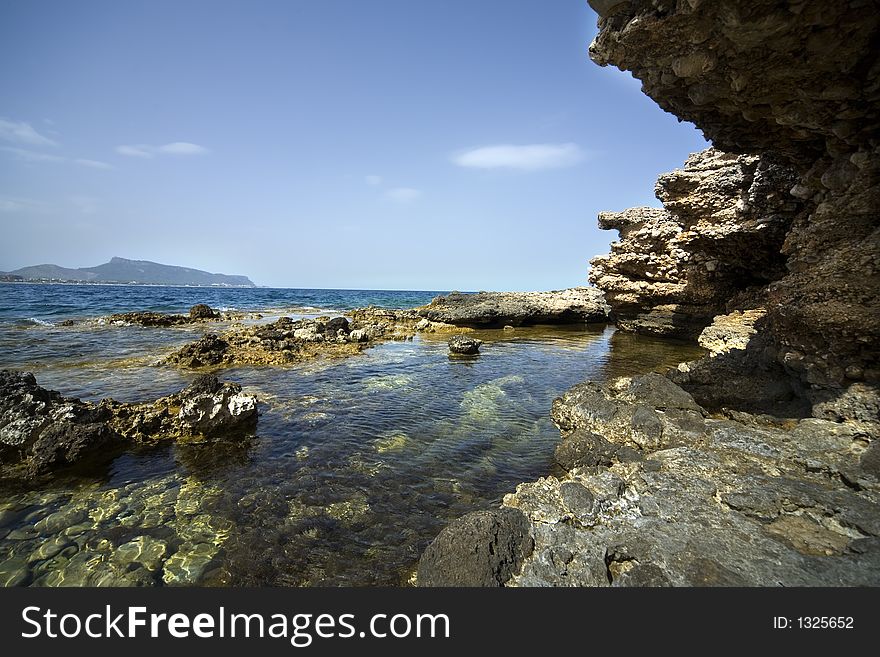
left=0, top=284, right=703, bottom=586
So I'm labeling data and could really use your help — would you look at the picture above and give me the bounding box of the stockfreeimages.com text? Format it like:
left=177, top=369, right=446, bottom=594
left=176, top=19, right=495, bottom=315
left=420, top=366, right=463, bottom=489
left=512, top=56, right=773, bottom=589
left=21, top=605, right=451, bottom=646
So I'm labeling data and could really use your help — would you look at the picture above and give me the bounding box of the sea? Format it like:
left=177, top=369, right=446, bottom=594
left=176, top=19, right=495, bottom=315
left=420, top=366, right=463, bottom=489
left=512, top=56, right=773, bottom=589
left=0, top=283, right=702, bottom=586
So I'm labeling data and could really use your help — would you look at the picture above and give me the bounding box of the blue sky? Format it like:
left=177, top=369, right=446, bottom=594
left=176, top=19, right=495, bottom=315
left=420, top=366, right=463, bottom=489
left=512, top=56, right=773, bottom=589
left=0, top=0, right=708, bottom=290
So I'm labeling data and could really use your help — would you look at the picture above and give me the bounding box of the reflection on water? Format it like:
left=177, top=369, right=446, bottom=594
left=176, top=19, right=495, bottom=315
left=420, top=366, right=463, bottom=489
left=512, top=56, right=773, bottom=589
left=0, top=321, right=703, bottom=587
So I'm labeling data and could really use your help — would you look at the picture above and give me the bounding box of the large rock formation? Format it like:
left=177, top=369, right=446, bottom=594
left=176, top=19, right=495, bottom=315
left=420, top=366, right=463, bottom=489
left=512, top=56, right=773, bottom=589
left=589, top=148, right=803, bottom=338
left=417, top=374, right=880, bottom=586
left=587, top=0, right=879, bottom=418
left=0, top=370, right=258, bottom=479
left=417, top=288, right=609, bottom=327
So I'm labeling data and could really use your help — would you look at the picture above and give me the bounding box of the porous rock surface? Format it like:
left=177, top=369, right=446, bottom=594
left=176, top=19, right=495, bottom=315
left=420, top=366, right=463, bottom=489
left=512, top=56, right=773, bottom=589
left=166, top=310, right=464, bottom=368
left=589, top=148, right=803, bottom=339
left=418, top=375, right=880, bottom=586
left=104, top=304, right=227, bottom=327
left=0, top=370, right=257, bottom=479
left=587, top=0, right=879, bottom=417
left=417, top=288, right=609, bottom=327
left=417, top=508, right=533, bottom=587
left=448, top=336, right=482, bottom=355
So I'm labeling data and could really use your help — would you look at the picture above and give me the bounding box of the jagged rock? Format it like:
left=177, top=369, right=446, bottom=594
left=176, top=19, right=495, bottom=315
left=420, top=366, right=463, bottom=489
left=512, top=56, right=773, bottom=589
left=589, top=149, right=802, bottom=339
left=448, top=336, right=482, bottom=355
left=697, top=309, right=767, bottom=356
left=554, top=430, right=641, bottom=471
left=419, top=375, right=880, bottom=586
left=189, top=304, right=219, bottom=320
left=417, top=508, right=533, bottom=587
left=107, top=311, right=192, bottom=327
left=669, top=309, right=810, bottom=417
left=0, top=370, right=258, bottom=479
left=0, top=370, right=122, bottom=477
left=169, top=333, right=230, bottom=367
left=106, top=305, right=224, bottom=327
left=417, top=288, right=609, bottom=327
left=551, top=373, right=706, bottom=451
left=166, top=317, right=364, bottom=367
left=587, top=0, right=880, bottom=418
left=167, top=311, right=468, bottom=368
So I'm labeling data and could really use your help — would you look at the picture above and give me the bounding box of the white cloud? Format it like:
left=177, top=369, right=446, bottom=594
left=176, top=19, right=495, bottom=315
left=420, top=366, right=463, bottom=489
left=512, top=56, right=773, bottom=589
left=157, top=141, right=209, bottom=155
left=365, top=175, right=383, bottom=186
left=385, top=187, right=422, bottom=203
left=452, top=142, right=585, bottom=171
left=0, top=146, right=64, bottom=163
left=74, top=158, right=114, bottom=170
left=0, top=118, right=58, bottom=147
left=116, top=142, right=210, bottom=158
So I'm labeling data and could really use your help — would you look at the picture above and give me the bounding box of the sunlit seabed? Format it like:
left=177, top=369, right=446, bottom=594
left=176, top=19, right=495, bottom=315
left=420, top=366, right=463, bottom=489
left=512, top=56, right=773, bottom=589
left=0, top=289, right=703, bottom=586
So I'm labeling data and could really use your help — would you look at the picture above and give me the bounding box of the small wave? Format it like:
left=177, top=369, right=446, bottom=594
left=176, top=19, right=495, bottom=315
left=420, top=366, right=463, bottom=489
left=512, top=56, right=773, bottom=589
left=27, top=317, right=55, bottom=327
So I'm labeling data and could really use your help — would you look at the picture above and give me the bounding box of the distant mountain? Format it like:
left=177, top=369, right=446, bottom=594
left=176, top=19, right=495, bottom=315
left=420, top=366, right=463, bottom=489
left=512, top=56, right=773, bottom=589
left=3, top=257, right=255, bottom=287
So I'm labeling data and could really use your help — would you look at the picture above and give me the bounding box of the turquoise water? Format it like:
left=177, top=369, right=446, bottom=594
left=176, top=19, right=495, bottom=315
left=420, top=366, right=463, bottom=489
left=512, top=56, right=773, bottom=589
left=0, top=284, right=703, bottom=586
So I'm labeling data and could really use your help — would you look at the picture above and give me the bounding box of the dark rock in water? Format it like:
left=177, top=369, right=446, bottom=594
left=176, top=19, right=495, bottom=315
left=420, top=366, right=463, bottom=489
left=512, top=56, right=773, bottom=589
left=189, top=304, right=220, bottom=320
left=322, top=317, right=350, bottom=338
left=418, top=288, right=608, bottom=328
left=28, top=421, right=119, bottom=476
left=106, top=305, right=223, bottom=327
left=417, top=508, right=533, bottom=587
left=0, top=369, right=258, bottom=480
left=0, top=370, right=124, bottom=478
left=107, top=311, right=191, bottom=327
left=169, top=333, right=230, bottom=368
left=448, top=336, right=482, bottom=355
left=165, top=314, right=402, bottom=368
left=186, top=373, right=224, bottom=395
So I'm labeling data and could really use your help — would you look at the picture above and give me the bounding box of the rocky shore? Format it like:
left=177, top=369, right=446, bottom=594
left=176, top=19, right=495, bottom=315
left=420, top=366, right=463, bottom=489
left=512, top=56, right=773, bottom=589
left=0, top=370, right=257, bottom=480
left=417, top=287, right=608, bottom=327
left=163, top=289, right=606, bottom=369
left=419, top=373, right=880, bottom=586
left=57, top=304, right=263, bottom=328
left=164, top=309, right=465, bottom=368
left=417, top=0, right=879, bottom=587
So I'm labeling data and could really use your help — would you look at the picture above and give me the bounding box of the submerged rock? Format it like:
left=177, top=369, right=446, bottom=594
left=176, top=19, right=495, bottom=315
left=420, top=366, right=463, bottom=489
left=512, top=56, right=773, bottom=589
left=448, top=336, right=482, bottom=355
left=0, top=370, right=258, bottom=479
left=417, top=288, right=609, bottom=328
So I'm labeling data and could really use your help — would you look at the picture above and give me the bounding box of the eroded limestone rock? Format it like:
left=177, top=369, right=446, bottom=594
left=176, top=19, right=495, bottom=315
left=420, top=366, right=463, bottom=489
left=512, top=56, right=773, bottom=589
left=417, top=288, right=608, bottom=328
left=0, top=370, right=258, bottom=479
